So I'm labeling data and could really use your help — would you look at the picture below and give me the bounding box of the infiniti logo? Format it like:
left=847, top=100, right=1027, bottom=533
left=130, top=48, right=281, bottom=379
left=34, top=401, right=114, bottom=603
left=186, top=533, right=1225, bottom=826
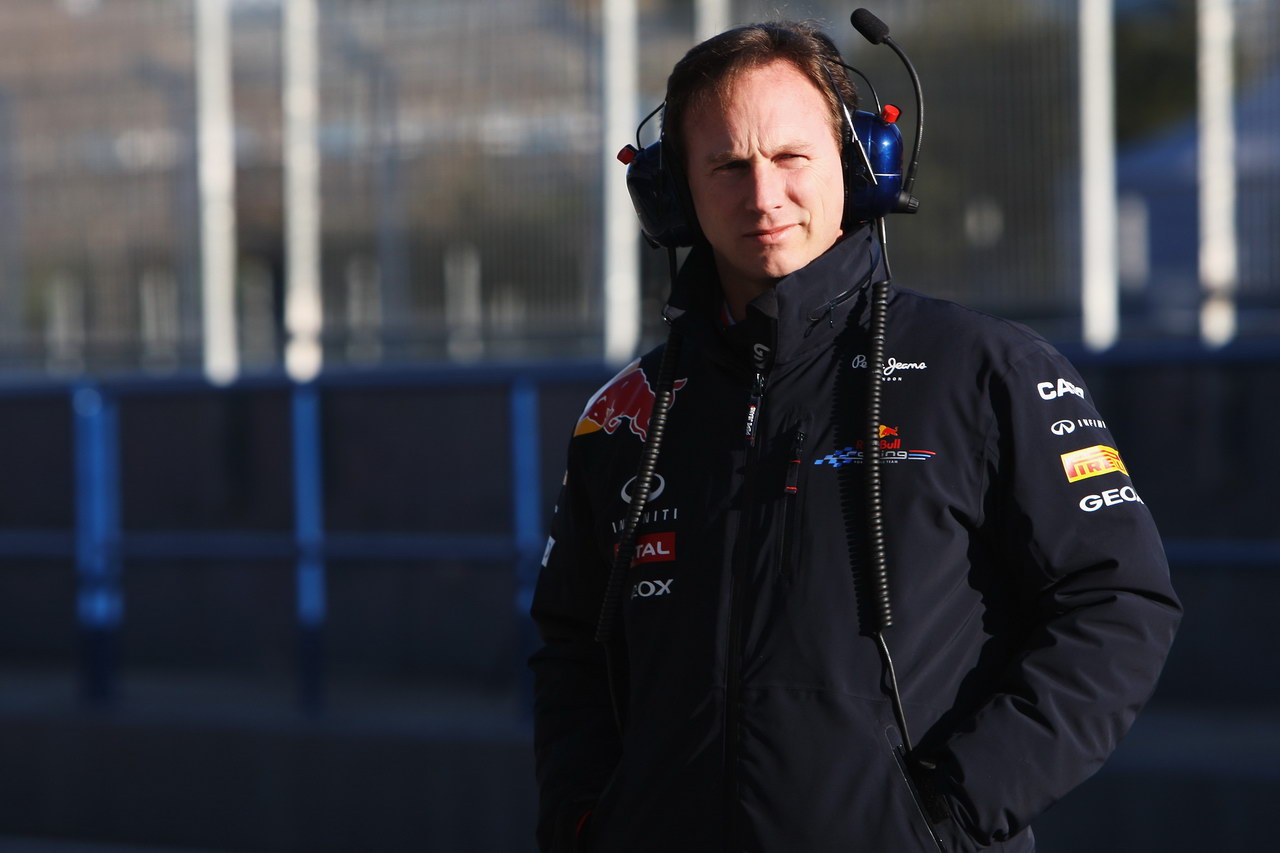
left=621, top=473, right=665, bottom=503
left=1051, top=417, right=1108, bottom=436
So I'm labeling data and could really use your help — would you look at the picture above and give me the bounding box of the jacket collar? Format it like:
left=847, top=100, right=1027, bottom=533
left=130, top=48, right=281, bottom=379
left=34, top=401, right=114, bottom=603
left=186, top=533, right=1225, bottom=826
left=664, top=224, right=880, bottom=369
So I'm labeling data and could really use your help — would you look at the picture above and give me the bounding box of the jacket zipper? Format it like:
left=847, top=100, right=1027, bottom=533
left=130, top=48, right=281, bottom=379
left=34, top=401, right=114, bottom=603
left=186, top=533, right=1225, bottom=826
left=778, top=429, right=806, bottom=575
left=725, top=370, right=767, bottom=846
left=744, top=372, right=766, bottom=444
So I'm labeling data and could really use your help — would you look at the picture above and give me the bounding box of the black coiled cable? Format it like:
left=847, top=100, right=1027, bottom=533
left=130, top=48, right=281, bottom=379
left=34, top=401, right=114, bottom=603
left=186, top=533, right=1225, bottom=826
left=863, top=275, right=893, bottom=630
left=595, top=322, right=684, bottom=730
left=864, top=217, right=913, bottom=752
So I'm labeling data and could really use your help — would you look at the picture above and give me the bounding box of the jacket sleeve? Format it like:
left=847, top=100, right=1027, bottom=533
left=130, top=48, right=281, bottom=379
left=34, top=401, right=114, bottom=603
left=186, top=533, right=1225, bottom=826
left=528, top=439, right=622, bottom=853
left=922, top=341, right=1182, bottom=845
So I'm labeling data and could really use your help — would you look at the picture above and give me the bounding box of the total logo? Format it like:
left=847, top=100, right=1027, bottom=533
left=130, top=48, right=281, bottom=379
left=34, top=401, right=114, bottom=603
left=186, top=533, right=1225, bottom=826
left=1050, top=417, right=1107, bottom=436
left=613, top=531, right=677, bottom=565
left=851, top=354, right=929, bottom=381
left=1037, top=378, right=1085, bottom=401
left=1079, top=485, right=1144, bottom=513
left=631, top=578, right=673, bottom=599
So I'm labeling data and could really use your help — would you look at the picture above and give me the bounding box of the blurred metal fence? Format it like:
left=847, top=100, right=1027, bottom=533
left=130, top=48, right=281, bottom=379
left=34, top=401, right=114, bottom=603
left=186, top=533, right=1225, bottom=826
left=0, top=0, right=1276, bottom=379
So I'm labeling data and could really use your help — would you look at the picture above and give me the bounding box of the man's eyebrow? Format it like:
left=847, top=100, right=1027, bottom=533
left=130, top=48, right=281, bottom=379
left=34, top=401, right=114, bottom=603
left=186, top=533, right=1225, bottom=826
left=704, top=150, right=744, bottom=166
left=702, top=139, right=817, bottom=166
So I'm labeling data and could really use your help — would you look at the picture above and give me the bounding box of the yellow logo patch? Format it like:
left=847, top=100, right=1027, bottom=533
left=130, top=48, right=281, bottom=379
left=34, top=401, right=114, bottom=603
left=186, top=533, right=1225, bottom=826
left=1061, top=445, right=1128, bottom=483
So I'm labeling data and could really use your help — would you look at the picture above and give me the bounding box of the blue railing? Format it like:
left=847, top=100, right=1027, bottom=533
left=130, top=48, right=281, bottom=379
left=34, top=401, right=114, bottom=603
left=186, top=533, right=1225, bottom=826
left=0, top=362, right=611, bottom=712
left=3, top=342, right=1279, bottom=713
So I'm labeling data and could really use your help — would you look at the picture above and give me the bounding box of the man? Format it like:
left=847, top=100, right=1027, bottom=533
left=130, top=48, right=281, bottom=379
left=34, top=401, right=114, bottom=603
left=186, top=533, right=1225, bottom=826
left=530, top=20, right=1180, bottom=853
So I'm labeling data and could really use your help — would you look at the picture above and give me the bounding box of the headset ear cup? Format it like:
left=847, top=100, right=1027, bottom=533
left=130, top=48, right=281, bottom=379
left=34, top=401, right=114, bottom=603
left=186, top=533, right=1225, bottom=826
left=625, top=139, right=701, bottom=249
left=846, top=110, right=905, bottom=223
left=840, top=105, right=858, bottom=230
left=659, top=137, right=702, bottom=246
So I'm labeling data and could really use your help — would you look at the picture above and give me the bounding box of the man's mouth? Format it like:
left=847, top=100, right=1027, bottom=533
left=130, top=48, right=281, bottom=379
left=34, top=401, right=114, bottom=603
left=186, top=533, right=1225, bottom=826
left=746, top=224, right=795, bottom=243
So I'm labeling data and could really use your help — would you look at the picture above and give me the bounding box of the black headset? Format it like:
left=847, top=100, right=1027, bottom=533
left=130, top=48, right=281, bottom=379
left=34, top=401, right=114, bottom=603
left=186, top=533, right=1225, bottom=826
left=616, top=16, right=921, bottom=249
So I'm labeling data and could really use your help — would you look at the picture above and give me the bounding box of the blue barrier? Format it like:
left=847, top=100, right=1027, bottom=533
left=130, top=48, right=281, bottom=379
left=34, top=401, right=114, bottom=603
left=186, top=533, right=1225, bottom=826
left=1, top=349, right=1277, bottom=712
left=0, top=362, right=609, bottom=711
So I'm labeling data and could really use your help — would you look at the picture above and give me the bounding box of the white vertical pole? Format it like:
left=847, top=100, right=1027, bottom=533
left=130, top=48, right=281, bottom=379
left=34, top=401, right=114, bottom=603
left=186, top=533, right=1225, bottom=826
left=283, top=0, right=324, bottom=381
left=196, top=0, right=239, bottom=384
left=602, top=0, right=640, bottom=366
left=694, top=0, right=732, bottom=42
left=1079, top=0, right=1119, bottom=351
left=1197, top=0, right=1238, bottom=347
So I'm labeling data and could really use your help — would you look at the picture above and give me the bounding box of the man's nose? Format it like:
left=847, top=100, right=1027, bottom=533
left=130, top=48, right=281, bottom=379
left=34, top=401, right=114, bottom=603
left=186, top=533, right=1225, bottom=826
left=746, top=163, right=785, bottom=212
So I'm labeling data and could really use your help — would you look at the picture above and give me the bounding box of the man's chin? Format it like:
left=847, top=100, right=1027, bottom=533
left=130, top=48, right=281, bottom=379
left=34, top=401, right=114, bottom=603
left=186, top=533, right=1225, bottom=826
left=756, top=254, right=808, bottom=282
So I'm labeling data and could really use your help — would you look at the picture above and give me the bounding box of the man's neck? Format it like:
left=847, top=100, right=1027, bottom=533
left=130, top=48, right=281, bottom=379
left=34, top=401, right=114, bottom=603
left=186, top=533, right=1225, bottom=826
left=719, top=273, right=775, bottom=323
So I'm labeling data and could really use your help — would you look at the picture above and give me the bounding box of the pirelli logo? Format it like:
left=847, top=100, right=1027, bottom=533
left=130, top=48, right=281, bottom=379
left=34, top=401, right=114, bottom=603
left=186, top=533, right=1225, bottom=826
left=1061, top=445, right=1128, bottom=483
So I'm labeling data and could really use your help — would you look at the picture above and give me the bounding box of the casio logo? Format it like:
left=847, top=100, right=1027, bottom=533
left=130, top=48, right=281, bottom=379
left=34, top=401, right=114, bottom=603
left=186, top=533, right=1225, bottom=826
left=1037, top=378, right=1085, bottom=401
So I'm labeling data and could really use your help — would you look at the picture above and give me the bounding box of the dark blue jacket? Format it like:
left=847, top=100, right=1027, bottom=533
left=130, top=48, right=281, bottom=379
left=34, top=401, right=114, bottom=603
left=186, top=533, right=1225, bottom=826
left=530, top=230, right=1180, bottom=852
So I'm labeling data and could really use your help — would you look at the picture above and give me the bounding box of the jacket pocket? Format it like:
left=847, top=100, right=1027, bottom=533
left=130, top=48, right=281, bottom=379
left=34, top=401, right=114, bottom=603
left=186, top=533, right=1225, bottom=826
left=886, top=725, right=950, bottom=853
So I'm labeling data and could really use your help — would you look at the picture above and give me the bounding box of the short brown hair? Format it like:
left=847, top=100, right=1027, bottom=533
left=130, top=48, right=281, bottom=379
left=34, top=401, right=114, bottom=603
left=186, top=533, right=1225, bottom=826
left=662, top=21, right=858, bottom=168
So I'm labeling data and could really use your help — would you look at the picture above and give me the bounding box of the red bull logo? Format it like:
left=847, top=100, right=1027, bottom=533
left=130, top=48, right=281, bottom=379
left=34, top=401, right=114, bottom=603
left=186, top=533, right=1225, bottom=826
left=574, top=360, right=687, bottom=441
left=856, top=425, right=902, bottom=451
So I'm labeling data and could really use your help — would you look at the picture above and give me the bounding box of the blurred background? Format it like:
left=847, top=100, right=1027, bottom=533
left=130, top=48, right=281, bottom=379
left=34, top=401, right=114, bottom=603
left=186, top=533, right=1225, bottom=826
left=0, top=0, right=1275, bottom=850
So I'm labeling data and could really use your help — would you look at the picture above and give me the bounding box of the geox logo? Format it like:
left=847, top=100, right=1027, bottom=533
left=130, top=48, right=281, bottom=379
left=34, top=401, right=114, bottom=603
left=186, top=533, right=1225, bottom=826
left=631, top=578, right=673, bottom=599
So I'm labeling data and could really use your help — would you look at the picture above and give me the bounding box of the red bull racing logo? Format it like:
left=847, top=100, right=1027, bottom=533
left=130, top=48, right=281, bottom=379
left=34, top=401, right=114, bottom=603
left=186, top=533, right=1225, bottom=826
left=814, top=425, right=937, bottom=467
left=574, top=360, right=687, bottom=441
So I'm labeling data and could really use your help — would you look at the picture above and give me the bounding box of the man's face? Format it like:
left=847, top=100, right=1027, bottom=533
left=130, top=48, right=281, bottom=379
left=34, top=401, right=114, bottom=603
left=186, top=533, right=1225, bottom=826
left=683, top=59, right=845, bottom=295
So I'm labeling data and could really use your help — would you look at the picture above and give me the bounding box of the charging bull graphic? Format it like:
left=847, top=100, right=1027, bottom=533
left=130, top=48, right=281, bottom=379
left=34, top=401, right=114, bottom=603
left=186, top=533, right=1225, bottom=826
left=574, top=359, right=687, bottom=441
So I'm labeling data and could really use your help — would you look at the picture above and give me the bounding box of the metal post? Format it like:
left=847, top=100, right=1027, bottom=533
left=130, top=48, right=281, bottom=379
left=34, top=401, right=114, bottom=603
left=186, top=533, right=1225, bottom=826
left=292, top=381, right=326, bottom=713
left=694, top=0, right=732, bottom=42
left=602, top=0, right=640, bottom=365
left=1197, top=0, right=1238, bottom=347
left=0, top=93, right=28, bottom=366
left=73, top=383, right=122, bottom=706
left=284, top=0, right=324, bottom=381
left=196, top=0, right=240, bottom=384
left=1079, top=0, right=1119, bottom=351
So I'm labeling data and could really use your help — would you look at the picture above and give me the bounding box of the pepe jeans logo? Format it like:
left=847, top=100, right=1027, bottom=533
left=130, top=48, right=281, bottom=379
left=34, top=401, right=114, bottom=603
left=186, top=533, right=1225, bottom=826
left=851, top=354, right=928, bottom=382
